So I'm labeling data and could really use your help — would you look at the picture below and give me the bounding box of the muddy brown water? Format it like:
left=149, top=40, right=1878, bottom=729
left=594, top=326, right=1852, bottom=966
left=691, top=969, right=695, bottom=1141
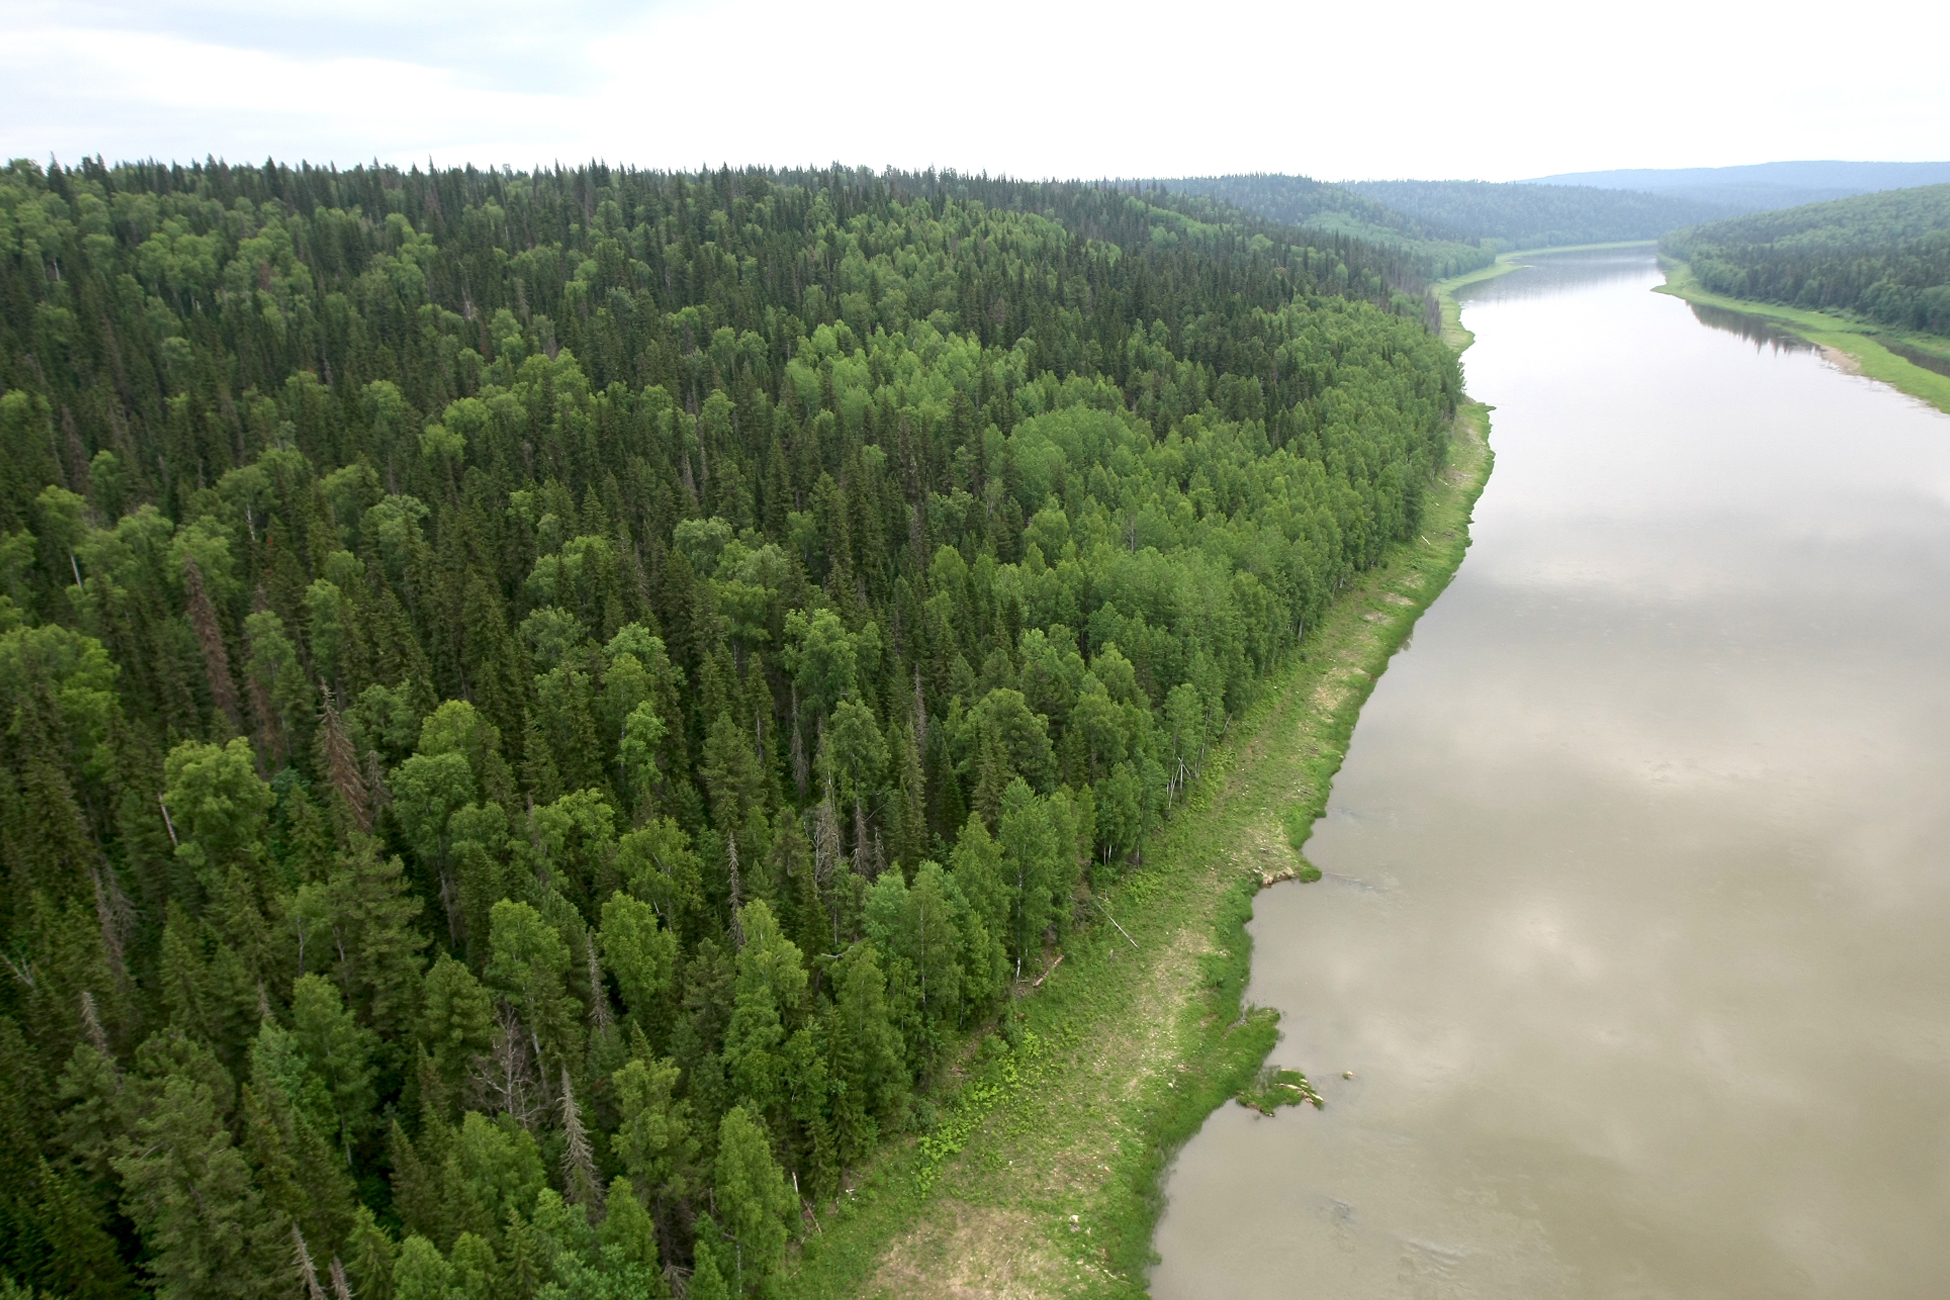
left=1151, top=249, right=1950, bottom=1298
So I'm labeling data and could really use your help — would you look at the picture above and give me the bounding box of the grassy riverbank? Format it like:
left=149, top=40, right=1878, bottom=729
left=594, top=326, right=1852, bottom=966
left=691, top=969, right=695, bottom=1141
left=778, top=408, right=1495, bottom=1298
left=1434, top=261, right=1518, bottom=350
left=1655, top=257, right=1950, bottom=415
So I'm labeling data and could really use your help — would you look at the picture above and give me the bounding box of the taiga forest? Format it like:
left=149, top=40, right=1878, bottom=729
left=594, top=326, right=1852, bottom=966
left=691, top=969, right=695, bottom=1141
left=0, top=158, right=1461, bottom=1298
left=1664, top=182, right=1950, bottom=336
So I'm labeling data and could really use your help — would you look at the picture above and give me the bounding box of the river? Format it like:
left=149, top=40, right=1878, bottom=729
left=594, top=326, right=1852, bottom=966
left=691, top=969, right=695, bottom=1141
left=1150, top=248, right=1950, bottom=1298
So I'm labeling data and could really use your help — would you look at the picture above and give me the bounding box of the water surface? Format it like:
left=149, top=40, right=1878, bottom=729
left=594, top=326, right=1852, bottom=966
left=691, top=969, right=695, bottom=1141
left=1151, top=249, right=1950, bottom=1298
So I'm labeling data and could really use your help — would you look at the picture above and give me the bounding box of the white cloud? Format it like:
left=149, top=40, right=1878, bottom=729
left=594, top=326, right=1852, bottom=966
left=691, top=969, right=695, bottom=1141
left=3, top=0, right=1946, bottom=178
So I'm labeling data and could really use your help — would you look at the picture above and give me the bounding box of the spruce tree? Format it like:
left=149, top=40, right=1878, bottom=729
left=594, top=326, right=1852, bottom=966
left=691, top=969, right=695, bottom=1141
left=711, top=1107, right=795, bottom=1297
left=113, top=1072, right=288, bottom=1298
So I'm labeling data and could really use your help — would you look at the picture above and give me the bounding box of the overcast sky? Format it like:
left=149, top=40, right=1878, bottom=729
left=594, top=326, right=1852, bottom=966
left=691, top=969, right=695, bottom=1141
left=3, top=0, right=1946, bottom=182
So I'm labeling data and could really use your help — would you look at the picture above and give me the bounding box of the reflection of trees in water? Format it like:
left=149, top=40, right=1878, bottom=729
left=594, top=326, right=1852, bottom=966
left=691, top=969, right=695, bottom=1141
left=1457, top=249, right=1657, bottom=307
left=1687, top=302, right=1950, bottom=376
left=1687, top=302, right=1816, bottom=355
left=1876, top=336, right=1950, bottom=378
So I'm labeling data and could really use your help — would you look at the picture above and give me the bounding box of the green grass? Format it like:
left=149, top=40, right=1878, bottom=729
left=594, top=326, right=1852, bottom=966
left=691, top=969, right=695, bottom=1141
left=1278, top=804, right=1323, bottom=881
left=778, top=401, right=1496, bottom=1298
left=1432, top=260, right=1519, bottom=351
left=1235, top=1063, right=1323, bottom=1115
left=1656, top=258, right=1950, bottom=416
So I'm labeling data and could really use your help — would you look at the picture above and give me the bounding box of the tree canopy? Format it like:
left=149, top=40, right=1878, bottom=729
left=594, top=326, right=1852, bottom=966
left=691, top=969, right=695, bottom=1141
left=1153, top=173, right=1497, bottom=278
left=1664, top=183, right=1950, bottom=336
left=0, top=154, right=1460, bottom=1296
left=1345, top=179, right=1735, bottom=251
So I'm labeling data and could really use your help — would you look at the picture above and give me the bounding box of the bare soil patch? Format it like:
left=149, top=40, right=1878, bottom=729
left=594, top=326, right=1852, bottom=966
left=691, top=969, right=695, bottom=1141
left=870, top=1203, right=1071, bottom=1299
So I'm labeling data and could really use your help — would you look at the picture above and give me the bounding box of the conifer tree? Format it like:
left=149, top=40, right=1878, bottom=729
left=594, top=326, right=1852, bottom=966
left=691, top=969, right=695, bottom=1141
left=447, top=1232, right=496, bottom=1300
left=419, top=954, right=493, bottom=1100
left=722, top=902, right=806, bottom=1126
left=556, top=1067, right=603, bottom=1212
left=390, top=1236, right=451, bottom=1300
left=242, top=1022, right=357, bottom=1257
left=596, top=1178, right=667, bottom=1294
left=342, top=1206, right=397, bottom=1300
left=687, top=1221, right=731, bottom=1300
left=181, top=556, right=243, bottom=736
left=826, top=943, right=906, bottom=1165
left=612, top=1044, right=694, bottom=1223
left=113, top=1072, right=287, bottom=1298
left=711, top=1107, right=795, bottom=1297
left=290, top=974, right=378, bottom=1163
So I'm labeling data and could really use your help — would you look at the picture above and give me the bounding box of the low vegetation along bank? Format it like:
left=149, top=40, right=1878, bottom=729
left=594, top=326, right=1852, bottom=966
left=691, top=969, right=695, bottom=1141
left=783, top=398, right=1492, bottom=1298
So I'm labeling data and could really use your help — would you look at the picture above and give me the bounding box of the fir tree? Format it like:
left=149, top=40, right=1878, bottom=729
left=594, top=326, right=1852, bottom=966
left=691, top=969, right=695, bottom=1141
left=710, top=1107, right=795, bottom=1297
left=113, top=1072, right=288, bottom=1298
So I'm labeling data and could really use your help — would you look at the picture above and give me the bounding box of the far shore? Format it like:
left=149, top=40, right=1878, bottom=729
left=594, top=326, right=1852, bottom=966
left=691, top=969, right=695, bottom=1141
left=1654, top=258, right=1950, bottom=416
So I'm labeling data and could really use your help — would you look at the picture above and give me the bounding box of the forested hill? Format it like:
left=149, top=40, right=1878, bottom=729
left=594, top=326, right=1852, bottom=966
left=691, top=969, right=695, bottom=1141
left=0, top=156, right=1459, bottom=1298
left=1663, top=183, right=1950, bottom=336
left=1530, top=161, right=1950, bottom=214
left=1345, top=180, right=1733, bottom=251
left=1150, top=174, right=1496, bottom=279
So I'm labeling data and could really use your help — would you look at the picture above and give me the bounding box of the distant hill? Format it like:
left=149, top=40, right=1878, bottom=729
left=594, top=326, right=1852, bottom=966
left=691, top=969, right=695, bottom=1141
left=1155, top=166, right=1950, bottom=278
left=1526, top=161, right=1950, bottom=214
left=1151, top=174, right=1496, bottom=279
left=1344, top=179, right=1732, bottom=251
left=1663, top=183, right=1950, bottom=335
left=1156, top=174, right=1740, bottom=265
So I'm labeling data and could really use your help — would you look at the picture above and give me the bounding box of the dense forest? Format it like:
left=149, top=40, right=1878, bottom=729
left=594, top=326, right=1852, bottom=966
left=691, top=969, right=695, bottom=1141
left=1150, top=175, right=1495, bottom=279
left=0, top=156, right=1461, bottom=1298
left=1663, top=183, right=1950, bottom=336
left=1159, top=173, right=1736, bottom=270
left=1345, top=180, right=1733, bottom=252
